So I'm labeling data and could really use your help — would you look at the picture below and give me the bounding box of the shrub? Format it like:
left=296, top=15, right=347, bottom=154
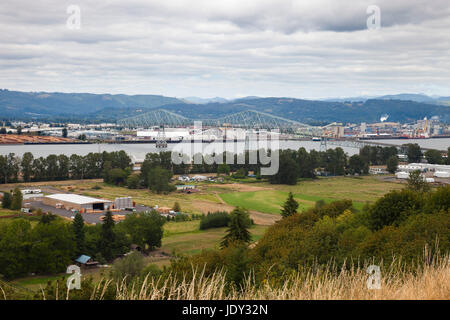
left=112, top=251, right=145, bottom=280
left=200, top=211, right=230, bottom=230
left=368, top=189, right=424, bottom=230
left=174, top=213, right=190, bottom=222
left=126, top=174, right=141, bottom=189
left=313, top=199, right=353, bottom=218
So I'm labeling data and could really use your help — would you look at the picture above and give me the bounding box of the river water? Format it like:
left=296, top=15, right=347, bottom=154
left=0, top=138, right=448, bottom=159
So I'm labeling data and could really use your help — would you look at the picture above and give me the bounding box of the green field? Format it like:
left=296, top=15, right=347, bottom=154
left=256, top=176, right=404, bottom=202
left=220, top=190, right=337, bottom=214
left=0, top=209, right=21, bottom=217
left=161, top=224, right=267, bottom=255
left=219, top=176, right=403, bottom=214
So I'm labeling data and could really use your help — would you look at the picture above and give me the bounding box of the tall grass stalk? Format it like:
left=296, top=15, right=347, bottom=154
left=1, top=252, right=448, bottom=300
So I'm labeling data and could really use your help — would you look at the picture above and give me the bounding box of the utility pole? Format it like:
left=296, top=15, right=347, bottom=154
left=156, top=125, right=168, bottom=149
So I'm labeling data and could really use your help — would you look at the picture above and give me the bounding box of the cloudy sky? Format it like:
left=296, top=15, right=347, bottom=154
left=0, top=0, right=449, bottom=99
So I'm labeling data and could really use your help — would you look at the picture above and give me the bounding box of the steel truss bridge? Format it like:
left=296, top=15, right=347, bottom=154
left=117, top=109, right=409, bottom=151
left=118, top=109, right=192, bottom=127
left=118, top=109, right=315, bottom=130
left=319, top=138, right=407, bottom=152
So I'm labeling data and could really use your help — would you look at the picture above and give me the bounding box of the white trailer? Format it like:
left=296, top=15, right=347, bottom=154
left=395, top=171, right=409, bottom=179
left=114, top=197, right=133, bottom=209
left=434, top=171, right=450, bottom=178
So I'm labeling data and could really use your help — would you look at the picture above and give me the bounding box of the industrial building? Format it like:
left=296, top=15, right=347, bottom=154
left=397, top=163, right=450, bottom=176
left=43, top=194, right=114, bottom=212
left=395, top=162, right=450, bottom=181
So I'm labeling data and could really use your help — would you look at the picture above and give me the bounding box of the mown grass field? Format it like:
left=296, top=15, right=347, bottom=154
left=220, top=191, right=338, bottom=214
left=256, top=176, right=404, bottom=202
left=219, top=176, right=403, bottom=214
left=161, top=220, right=267, bottom=255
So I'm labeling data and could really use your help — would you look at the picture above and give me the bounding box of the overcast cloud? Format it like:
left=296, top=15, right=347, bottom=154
left=0, top=0, right=449, bottom=99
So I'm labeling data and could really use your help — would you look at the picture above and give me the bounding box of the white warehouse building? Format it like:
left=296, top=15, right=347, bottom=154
left=43, top=194, right=114, bottom=211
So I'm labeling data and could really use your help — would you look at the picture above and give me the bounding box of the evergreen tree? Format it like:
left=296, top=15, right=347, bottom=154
left=405, top=143, right=422, bottom=163
left=424, top=149, right=443, bottom=164
left=281, top=192, right=299, bottom=218
left=2, top=191, right=12, bottom=209
left=10, top=187, right=23, bottom=210
left=348, top=154, right=367, bottom=174
left=268, top=151, right=299, bottom=185
left=221, top=207, right=251, bottom=248
left=100, top=211, right=115, bottom=261
left=147, top=166, right=174, bottom=193
left=21, top=152, right=34, bottom=182
left=73, top=213, right=85, bottom=255
left=172, top=202, right=181, bottom=212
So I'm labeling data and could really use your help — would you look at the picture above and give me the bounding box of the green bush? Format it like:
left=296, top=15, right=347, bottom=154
left=368, top=189, right=424, bottom=230
left=1, top=191, right=12, bottom=208
left=126, top=174, right=141, bottom=189
left=200, top=211, right=230, bottom=230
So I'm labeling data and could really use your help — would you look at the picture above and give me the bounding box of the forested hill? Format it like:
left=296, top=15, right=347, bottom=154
left=1, top=89, right=449, bottom=123
left=156, top=97, right=450, bottom=123
left=0, top=89, right=184, bottom=119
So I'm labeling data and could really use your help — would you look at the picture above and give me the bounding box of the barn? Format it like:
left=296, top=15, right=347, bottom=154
left=43, top=194, right=113, bottom=212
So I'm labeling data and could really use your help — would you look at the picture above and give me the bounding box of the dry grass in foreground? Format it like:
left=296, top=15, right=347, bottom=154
left=2, top=253, right=448, bottom=300
left=110, top=254, right=450, bottom=300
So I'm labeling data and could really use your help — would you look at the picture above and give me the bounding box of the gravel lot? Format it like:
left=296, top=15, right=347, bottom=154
left=26, top=201, right=153, bottom=224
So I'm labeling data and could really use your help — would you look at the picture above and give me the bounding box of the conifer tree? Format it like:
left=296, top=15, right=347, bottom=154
left=73, top=213, right=85, bottom=255
left=10, top=187, right=23, bottom=210
left=221, top=207, right=251, bottom=248
left=1, top=191, right=12, bottom=209
left=280, top=192, right=299, bottom=218
left=100, top=211, right=116, bottom=261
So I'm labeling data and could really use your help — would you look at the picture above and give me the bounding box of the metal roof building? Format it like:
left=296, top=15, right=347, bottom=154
left=43, top=193, right=113, bottom=211
left=75, top=255, right=91, bottom=264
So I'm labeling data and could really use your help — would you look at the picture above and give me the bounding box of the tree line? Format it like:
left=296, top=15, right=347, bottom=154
left=0, top=144, right=448, bottom=188
left=0, top=151, right=132, bottom=184
left=0, top=210, right=166, bottom=279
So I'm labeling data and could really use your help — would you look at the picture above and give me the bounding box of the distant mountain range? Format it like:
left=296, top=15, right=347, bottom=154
left=0, top=89, right=183, bottom=119
left=0, top=89, right=449, bottom=124
left=325, top=93, right=450, bottom=105
left=182, top=97, right=229, bottom=104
